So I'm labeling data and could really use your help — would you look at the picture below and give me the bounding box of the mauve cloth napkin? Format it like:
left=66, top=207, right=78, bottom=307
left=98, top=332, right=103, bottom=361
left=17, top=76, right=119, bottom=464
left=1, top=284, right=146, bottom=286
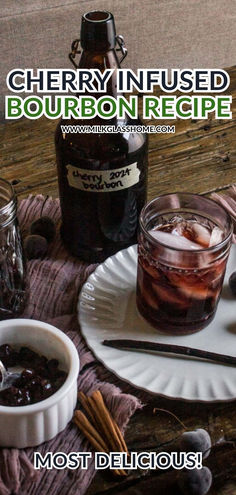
left=0, top=195, right=142, bottom=495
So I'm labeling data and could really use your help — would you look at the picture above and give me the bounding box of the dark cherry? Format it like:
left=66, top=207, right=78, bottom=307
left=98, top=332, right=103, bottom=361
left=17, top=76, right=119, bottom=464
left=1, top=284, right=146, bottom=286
left=47, top=359, right=59, bottom=376
left=24, top=234, right=48, bottom=260
left=42, top=380, right=53, bottom=397
left=0, top=344, right=18, bottom=367
left=30, top=216, right=56, bottom=244
left=229, top=272, right=236, bottom=296
left=19, top=347, right=39, bottom=365
left=16, top=368, right=35, bottom=386
left=21, top=389, right=32, bottom=405
left=22, top=368, right=35, bottom=379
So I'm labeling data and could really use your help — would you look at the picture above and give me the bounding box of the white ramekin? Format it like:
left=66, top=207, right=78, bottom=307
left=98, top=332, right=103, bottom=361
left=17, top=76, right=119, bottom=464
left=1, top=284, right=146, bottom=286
left=0, top=318, right=80, bottom=448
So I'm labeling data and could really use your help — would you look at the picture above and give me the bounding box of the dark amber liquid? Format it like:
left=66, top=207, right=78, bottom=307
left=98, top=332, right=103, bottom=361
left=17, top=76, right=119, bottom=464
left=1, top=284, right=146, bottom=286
left=136, top=221, right=227, bottom=334
left=56, top=121, right=147, bottom=261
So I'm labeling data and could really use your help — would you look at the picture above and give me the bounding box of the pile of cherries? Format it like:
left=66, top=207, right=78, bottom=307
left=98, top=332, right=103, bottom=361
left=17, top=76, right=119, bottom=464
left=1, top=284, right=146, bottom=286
left=0, top=344, right=67, bottom=406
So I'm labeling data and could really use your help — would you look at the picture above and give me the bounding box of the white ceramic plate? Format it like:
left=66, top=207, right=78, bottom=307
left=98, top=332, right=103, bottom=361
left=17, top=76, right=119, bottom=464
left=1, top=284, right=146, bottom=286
left=78, top=244, right=236, bottom=402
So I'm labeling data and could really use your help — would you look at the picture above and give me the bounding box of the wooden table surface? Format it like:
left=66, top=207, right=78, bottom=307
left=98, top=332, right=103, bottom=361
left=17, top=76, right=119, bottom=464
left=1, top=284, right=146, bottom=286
left=1, top=67, right=236, bottom=495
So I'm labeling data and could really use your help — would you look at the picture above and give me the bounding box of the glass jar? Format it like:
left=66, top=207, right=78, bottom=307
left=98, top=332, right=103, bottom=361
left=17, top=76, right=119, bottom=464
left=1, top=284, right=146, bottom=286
left=0, top=178, right=27, bottom=319
left=137, top=193, right=233, bottom=334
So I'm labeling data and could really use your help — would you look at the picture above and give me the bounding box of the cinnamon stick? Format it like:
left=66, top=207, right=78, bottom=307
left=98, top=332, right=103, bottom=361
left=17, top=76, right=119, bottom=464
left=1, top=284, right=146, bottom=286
left=74, top=412, right=124, bottom=477
left=91, top=391, right=125, bottom=452
left=74, top=410, right=108, bottom=452
left=78, top=391, right=98, bottom=427
left=74, top=391, right=129, bottom=477
left=87, top=391, right=129, bottom=454
left=89, top=397, right=122, bottom=452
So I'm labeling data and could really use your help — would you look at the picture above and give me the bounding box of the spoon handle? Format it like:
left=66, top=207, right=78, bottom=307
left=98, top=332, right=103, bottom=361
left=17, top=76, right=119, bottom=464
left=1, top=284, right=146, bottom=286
left=0, top=359, right=7, bottom=389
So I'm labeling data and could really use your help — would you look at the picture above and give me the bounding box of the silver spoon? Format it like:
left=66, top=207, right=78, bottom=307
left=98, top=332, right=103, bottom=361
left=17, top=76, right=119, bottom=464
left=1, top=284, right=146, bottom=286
left=0, top=359, right=21, bottom=391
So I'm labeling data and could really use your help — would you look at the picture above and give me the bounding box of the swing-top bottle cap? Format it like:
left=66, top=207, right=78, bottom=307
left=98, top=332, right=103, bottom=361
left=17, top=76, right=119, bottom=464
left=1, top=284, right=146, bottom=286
left=81, top=11, right=116, bottom=51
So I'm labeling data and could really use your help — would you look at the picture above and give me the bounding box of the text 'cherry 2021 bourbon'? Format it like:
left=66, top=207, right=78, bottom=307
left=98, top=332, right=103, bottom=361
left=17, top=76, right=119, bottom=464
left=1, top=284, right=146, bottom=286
left=55, top=10, right=148, bottom=262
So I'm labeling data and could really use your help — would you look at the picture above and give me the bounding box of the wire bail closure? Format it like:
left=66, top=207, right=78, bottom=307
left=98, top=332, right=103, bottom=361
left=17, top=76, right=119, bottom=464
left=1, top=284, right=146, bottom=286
left=115, top=35, right=127, bottom=64
left=69, top=36, right=127, bottom=68
left=69, top=39, right=81, bottom=68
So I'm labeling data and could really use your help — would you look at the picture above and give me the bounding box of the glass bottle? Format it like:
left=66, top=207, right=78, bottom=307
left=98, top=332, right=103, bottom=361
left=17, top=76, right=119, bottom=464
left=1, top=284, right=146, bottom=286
left=55, top=10, right=148, bottom=262
left=0, top=178, right=27, bottom=319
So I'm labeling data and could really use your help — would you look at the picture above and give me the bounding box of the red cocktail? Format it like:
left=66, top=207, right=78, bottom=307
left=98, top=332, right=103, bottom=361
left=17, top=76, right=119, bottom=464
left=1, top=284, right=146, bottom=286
left=136, top=193, right=232, bottom=334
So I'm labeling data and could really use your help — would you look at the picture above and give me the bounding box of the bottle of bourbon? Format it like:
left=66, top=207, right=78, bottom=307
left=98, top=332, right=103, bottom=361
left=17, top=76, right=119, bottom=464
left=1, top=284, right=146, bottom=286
left=55, top=11, right=148, bottom=262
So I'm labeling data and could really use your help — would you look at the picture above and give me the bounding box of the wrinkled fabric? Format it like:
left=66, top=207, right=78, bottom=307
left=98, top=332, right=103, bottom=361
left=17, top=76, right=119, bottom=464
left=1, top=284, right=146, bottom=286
left=0, top=195, right=142, bottom=495
left=1, top=187, right=235, bottom=495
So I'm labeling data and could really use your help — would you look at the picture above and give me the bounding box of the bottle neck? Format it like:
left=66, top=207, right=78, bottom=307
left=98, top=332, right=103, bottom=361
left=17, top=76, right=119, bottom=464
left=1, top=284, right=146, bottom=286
left=78, top=11, right=121, bottom=97
left=81, top=11, right=116, bottom=52
left=79, top=48, right=120, bottom=98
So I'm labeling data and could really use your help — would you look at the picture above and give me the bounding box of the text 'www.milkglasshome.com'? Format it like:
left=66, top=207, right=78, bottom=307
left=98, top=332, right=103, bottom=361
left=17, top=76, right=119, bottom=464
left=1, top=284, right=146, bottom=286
left=60, top=124, right=175, bottom=134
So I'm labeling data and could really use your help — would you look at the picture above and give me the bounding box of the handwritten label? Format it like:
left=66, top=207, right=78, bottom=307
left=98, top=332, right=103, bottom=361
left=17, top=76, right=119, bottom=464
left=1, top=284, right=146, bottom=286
left=66, top=162, right=140, bottom=192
